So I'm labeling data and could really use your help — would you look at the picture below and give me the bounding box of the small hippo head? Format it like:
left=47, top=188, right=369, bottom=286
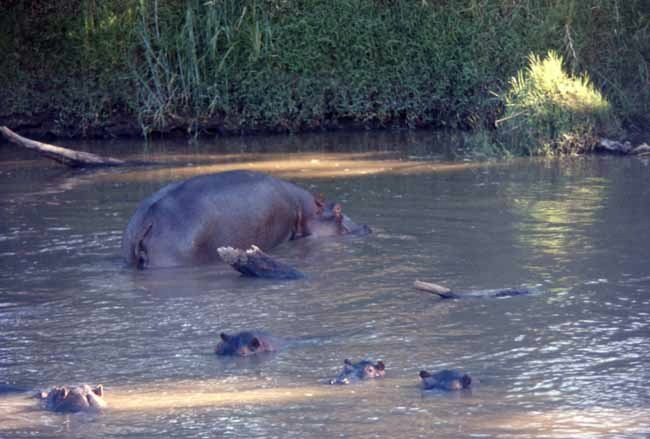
left=38, top=384, right=107, bottom=413
left=329, top=359, right=385, bottom=385
left=305, top=198, right=371, bottom=238
left=419, top=369, right=472, bottom=391
left=215, top=331, right=265, bottom=356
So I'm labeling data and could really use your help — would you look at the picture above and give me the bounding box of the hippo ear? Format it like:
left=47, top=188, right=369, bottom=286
left=61, top=387, right=69, bottom=399
left=375, top=361, right=385, bottom=371
left=419, top=370, right=431, bottom=379
left=314, top=194, right=325, bottom=214
left=462, top=374, right=472, bottom=388
left=93, top=384, right=104, bottom=397
left=220, top=332, right=230, bottom=342
left=250, top=337, right=261, bottom=350
left=344, top=358, right=353, bottom=366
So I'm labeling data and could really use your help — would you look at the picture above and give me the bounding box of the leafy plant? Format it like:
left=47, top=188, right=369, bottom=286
left=497, top=50, right=615, bottom=155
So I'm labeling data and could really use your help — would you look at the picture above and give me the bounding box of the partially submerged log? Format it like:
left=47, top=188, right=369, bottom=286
left=1, top=126, right=129, bottom=168
left=414, top=280, right=531, bottom=299
left=413, top=280, right=452, bottom=295
left=597, top=138, right=650, bottom=156
left=218, top=245, right=304, bottom=280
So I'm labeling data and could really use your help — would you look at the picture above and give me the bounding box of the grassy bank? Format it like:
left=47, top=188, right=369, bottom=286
left=1, top=0, right=648, bottom=153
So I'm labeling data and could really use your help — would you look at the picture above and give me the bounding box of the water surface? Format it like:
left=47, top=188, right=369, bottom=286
left=1, top=131, right=649, bottom=438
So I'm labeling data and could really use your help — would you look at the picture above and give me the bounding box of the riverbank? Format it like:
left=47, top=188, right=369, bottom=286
left=2, top=1, right=649, bottom=150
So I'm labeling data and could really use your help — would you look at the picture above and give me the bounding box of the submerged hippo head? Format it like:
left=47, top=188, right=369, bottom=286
left=305, top=198, right=371, bottom=238
left=419, top=369, right=472, bottom=391
left=215, top=331, right=275, bottom=356
left=38, top=384, right=107, bottom=413
left=329, top=359, right=385, bottom=385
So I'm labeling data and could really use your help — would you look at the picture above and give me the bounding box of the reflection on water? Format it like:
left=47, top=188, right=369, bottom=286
left=505, top=160, right=610, bottom=284
left=1, top=132, right=649, bottom=438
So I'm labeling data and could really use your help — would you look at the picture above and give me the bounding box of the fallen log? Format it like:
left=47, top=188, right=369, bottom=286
left=413, top=280, right=452, bottom=295
left=414, top=280, right=531, bottom=299
left=1, top=126, right=129, bottom=168
left=217, top=245, right=304, bottom=280
left=597, top=138, right=650, bottom=156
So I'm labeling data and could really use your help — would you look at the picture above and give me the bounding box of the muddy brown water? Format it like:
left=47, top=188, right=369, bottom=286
left=1, top=131, right=649, bottom=438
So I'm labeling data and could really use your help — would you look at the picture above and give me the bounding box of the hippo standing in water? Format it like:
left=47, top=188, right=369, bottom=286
left=419, top=369, right=472, bottom=391
left=329, top=359, right=386, bottom=385
left=215, top=331, right=283, bottom=356
left=122, top=170, right=370, bottom=269
left=37, top=384, right=107, bottom=413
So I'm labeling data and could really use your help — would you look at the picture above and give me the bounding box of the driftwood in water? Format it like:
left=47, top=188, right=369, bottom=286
left=413, top=280, right=452, bottom=295
left=414, top=280, right=531, bottom=299
left=1, top=126, right=129, bottom=168
left=218, top=245, right=304, bottom=280
left=597, top=138, right=650, bottom=156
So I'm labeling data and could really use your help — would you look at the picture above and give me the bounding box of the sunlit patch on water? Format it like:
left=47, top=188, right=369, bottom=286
left=76, top=152, right=502, bottom=185
left=107, top=381, right=350, bottom=412
left=0, top=378, right=381, bottom=430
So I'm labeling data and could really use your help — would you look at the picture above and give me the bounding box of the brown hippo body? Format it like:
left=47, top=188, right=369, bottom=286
left=122, top=170, right=369, bottom=269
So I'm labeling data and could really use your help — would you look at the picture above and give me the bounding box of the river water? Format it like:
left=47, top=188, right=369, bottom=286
left=1, top=131, right=649, bottom=438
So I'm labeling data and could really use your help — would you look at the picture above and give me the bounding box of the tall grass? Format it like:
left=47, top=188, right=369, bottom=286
left=133, top=0, right=276, bottom=134
left=129, top=0, right=649, bottom=142
left=132, top=0, right=522, bottom=134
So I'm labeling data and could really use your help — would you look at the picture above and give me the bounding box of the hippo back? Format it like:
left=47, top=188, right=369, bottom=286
left=122, top=171, right=314, bottom=268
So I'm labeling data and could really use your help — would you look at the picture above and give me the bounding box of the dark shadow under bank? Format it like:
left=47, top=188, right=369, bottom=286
left=0, top=108, right=464, bottom=142
left=1, top=114, right=649, bottom=160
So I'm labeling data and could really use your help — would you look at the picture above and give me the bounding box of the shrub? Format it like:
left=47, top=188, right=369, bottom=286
left=497, top=50, right=616, bottom=155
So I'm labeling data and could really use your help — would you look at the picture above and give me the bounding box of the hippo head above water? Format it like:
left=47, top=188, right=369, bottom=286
left=419, top=369, right=472, bottom=391
left=215, top=331, right=278, bottom=356
left=329, top=359, right=386, bottom=385
left=37, top=384, right=107, bottom=413
left=305, top=197, right=371, bottom=239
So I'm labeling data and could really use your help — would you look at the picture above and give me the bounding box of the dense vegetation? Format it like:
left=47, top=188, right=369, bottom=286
left=1, top=0, right=648, bottom=154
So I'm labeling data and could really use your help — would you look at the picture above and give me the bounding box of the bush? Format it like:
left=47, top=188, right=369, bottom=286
left=497, top=51, right=616, bottom=155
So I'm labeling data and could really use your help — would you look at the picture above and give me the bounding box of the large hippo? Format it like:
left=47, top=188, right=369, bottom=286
left=122, top=170, right=370, bottom=269
left=36, top=384, right=107, bottom=413
left=329, top=359, right=386, bottom=385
